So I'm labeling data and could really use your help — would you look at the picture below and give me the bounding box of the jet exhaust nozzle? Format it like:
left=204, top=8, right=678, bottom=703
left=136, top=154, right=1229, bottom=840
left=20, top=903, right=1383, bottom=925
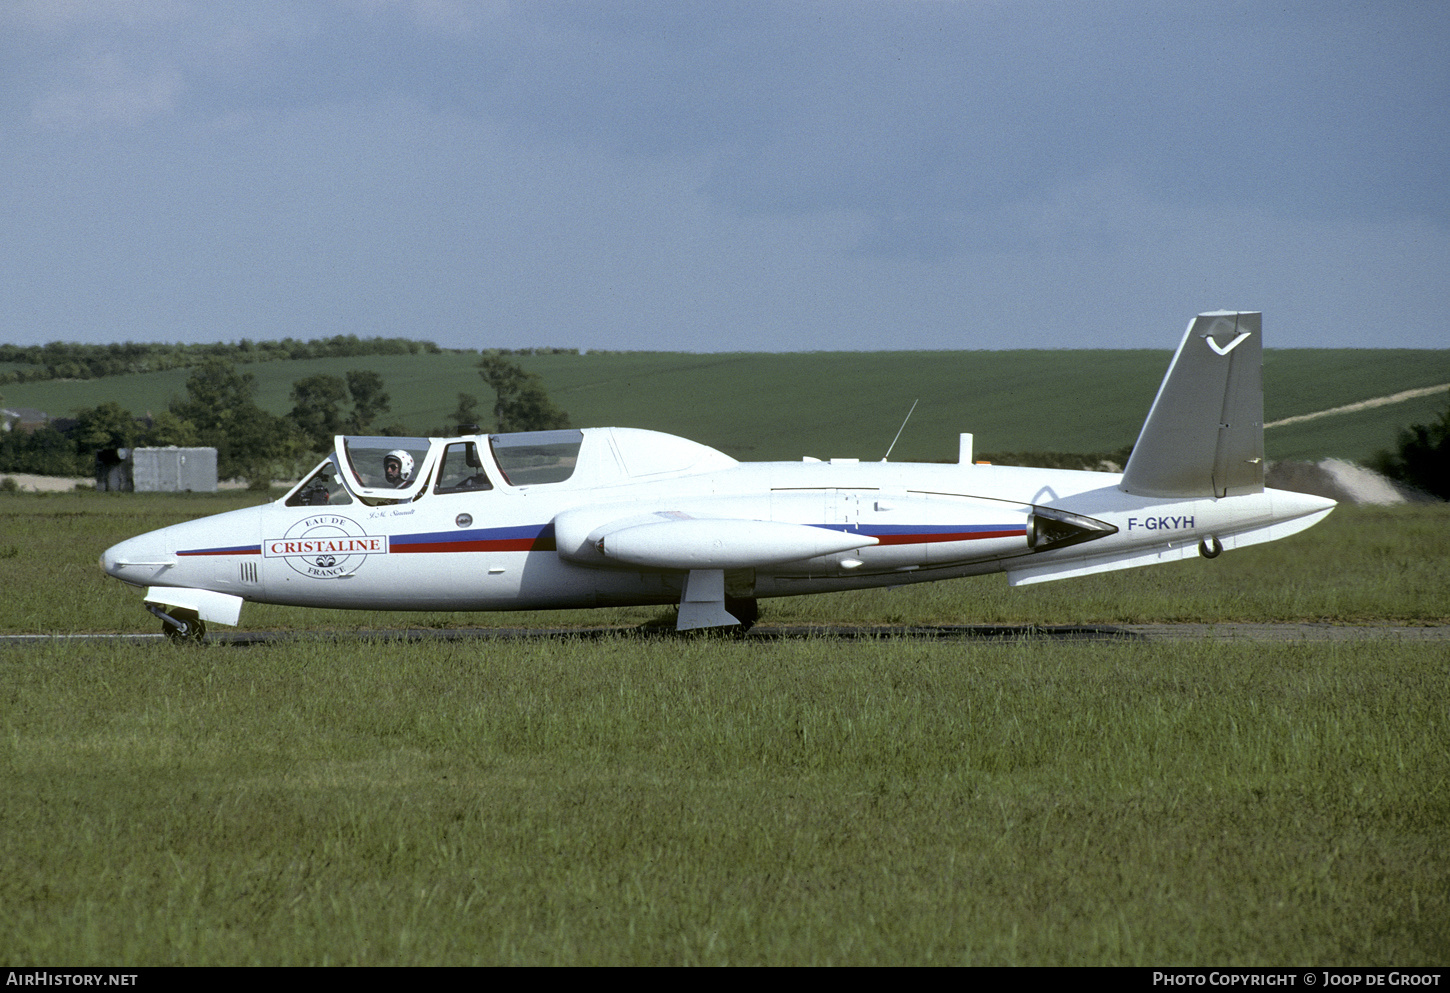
left=1027, top=507, right=1118, bottom=552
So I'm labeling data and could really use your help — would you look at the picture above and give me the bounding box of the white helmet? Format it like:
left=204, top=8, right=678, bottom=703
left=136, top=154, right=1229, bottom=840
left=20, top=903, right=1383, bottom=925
left=383, top=449, right=414, bottom=485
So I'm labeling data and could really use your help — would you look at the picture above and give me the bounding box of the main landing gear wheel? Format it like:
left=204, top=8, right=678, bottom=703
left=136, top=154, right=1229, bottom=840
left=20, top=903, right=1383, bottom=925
left=725, top=595, right=759, bottom=633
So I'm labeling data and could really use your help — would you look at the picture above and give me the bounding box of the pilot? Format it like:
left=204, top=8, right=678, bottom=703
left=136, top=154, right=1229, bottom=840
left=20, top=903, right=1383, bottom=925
left=383, top=450, right=414, bottom=488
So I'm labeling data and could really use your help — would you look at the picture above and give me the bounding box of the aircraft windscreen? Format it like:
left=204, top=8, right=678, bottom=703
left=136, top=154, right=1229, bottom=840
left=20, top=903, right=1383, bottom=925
left=340, top=437, right=431, bottom=490
left=489, top=430, right=583, bottom=485
left=284, top=457, right=353, bottom=507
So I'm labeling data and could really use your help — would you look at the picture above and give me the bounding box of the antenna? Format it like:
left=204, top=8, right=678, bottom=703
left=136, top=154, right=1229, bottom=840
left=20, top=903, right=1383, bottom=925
left=881, top=399, right=919, bottom=462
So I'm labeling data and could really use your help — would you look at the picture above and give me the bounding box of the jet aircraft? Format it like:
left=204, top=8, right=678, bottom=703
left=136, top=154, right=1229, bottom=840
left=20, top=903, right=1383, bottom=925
left=101, top=312, right=1335, bottom=640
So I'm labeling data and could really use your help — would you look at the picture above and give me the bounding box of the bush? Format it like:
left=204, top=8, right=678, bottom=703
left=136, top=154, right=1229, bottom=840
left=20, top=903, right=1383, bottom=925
left=1372, top=394, right=1450, bottom=499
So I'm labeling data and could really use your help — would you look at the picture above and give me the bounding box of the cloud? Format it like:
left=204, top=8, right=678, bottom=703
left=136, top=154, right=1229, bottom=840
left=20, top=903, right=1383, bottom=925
left=0, top=0, right=191, bottom=32
left=0, top=2, right=1444, bottom=350
left=338, top=0, right=503, bottom=36
left=31, top=54, right=183, bottom=128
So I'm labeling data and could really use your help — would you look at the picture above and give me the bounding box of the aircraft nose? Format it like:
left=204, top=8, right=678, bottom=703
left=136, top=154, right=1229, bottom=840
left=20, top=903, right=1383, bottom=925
left=100, top=541, right=130, bottom=578
left=100, top=532, right=175, bottom=584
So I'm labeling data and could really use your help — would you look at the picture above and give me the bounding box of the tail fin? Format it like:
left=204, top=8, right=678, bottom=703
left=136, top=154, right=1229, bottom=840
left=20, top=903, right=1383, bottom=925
left=1120, top=311, right=1264, bottom=499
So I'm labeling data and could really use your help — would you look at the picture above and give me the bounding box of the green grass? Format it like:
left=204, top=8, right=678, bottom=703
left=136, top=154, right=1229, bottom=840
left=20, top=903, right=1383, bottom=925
left=1262, top=350, right=1449, bottom=420
left=6, top=347, right=1448, bottom=464
left=2, top=494, right=1446, bottom=964
left=2, top=636, right=1445, bottom=965
left=1266, top=389, right=1450, bottom=463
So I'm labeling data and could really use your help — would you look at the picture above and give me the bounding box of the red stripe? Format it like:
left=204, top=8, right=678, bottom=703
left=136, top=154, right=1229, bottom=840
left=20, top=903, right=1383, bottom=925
left=873, top=529, right=1026, bottom=546
left=392, top=538, right=555, bottom=554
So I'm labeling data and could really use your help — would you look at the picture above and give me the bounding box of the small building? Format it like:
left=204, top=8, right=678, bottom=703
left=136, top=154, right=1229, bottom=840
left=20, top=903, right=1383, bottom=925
left=116, top=447, right=219, bottom=493
left=95, top=448, right=131, bottom=492
left=1, top=407, right=49, bottom=433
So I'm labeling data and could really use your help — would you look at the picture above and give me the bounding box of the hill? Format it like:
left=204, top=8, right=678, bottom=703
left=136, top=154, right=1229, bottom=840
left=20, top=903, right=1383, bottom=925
left=4, top=346, right=1447, bottom=465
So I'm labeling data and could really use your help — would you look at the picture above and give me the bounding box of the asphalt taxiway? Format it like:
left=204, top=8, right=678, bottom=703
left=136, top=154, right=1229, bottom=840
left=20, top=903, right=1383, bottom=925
left=4, top=622, right=1448, bottom=647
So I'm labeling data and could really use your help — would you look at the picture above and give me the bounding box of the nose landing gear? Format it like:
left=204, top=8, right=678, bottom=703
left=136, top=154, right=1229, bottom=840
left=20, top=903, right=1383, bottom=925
left=147, top=603, right=207, bottom=644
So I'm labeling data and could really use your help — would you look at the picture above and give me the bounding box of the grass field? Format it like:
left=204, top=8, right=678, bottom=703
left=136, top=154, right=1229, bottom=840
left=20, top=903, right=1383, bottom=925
left=5, top=346, right=1448, bottom=464
left=3, top=636, right=1446, bottom=966
left=1, top=494, right=1447, bottom=965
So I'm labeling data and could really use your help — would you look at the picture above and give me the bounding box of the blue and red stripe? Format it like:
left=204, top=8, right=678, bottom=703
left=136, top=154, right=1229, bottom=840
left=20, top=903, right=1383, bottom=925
left=177, top=544, right=261, bottom=556
left=177, top=522, right=1020, bottom=558
left=390, top=523, right=557, bottom=554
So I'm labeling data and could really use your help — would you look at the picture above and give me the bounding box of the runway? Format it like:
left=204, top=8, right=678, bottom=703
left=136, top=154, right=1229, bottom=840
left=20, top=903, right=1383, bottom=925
left=5, top=622, right=1448, bottom=647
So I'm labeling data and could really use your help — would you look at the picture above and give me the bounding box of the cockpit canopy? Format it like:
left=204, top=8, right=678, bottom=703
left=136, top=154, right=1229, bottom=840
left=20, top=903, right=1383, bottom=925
left=281, top=427, right=734, bottom=508
left=488, top=430, right=583, bottom=485
left=341, top=436, right=433, bottom=494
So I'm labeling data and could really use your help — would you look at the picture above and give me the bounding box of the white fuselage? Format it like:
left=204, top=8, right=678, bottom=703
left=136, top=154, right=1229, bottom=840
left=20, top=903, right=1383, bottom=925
left=100, top=432, right=1334, bottom=616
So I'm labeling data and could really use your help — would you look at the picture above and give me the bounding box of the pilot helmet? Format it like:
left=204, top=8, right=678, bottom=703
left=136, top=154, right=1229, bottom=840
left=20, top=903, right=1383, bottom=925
left=383, top=449, right=415, bottom=485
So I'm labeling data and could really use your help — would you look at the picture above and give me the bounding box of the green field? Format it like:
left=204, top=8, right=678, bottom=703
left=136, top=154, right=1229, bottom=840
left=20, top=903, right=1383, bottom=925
left=4, top=636, right=1445, bottom=966
left=5, top=347, right=1448, bottom=464
left=2, top=495, right=1447, bottom=965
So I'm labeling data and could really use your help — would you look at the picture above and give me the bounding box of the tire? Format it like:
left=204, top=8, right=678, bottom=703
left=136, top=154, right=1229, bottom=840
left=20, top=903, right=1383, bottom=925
left=162, top=608, right=207, bottom=644
left=725, top=595, right=759, bottom=632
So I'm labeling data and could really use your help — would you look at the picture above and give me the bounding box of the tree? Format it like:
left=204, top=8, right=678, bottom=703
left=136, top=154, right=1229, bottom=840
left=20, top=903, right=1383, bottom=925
left=345, top=370, right=391, bottom=433
left=289, top=374, right=349, bottom=452
left=139, top=411, right=200, bottom=448
left=171, top=358, right=290, bottom=483
left=172, top=359, right=259, bottom=438
left=73, top=402, right=139, bottom=454
left=0, top=424, right=84, bottom=476
left=422, top=394, right=481, bottom=438
left=288, top=370, right=394, bottom=446
left=229, top=408, right=299, bottom=489
left=477, top=355, right=569, bottom=433
left=452, top=393, right=480, bottom=431
left=1373, top=394, right=1450, bottom=499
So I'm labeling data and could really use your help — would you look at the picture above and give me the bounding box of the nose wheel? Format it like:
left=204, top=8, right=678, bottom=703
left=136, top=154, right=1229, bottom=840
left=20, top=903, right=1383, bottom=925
left=147, top=603, right=207, bottom=644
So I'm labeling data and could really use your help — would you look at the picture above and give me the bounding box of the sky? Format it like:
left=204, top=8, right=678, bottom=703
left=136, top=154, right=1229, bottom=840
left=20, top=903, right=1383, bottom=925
left=2, top=0, right=1447, bottom=352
